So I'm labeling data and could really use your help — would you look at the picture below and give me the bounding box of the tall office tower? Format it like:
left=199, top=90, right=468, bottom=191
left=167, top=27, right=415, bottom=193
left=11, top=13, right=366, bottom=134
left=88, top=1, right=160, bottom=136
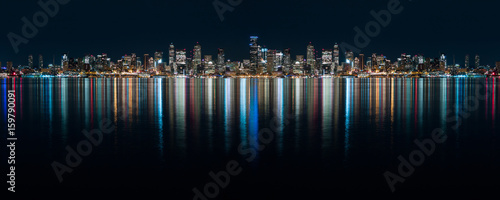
left=204, top=55, right=213, bottom=69
left=143, top=54, right=150, bottom=71
left=193, top=43, right=202, bottom=67
left=354, top=57, right=360, bottom=70
left=465, top=54, right=470, bottom=68
left=296, top=55, right=304, bottom=64
left=148, top=57, right=155, bottom=71
left=28, top=55, right=33, bottom=69
left=250, top=36, right=259, bottom=69
left=131, top=53, right=137, bottom=70
left=176, top=50, right=187, bottom=65
left=345, top=50, right=354, bottom=71
left=61, top=53, right=69, bottom=70
left=154, top=51, right=163, bottom=70
left=217, top=48, right=225, bottom=68
left=7, top=62, right=13, bottom=73
left=439, top=53, right=447, bottom=70
left=496, top=62, right=500, bottom=71
left=321, top=50, right=333, bottom=74
left=333, top=43, right=340, bottom=70
left=123, top=54, right=132, bottom=69
left=204, top=55, right=212, bottom=63
left=267, top=50, right=276, bottom=73
left=260, top=48, right=269, bottom=64
left=417, top=55, right=424, bottom=71
left=275, top=50, right=283, bottom=67
left=169, top=43, right=175, bottom=67
left=283, top=48, right=291, bottom=71
left=371, top=53, right=378, bottom=70
left=321, top=50, right=333, bottom=65
left=475, top=54, right=480, bottom=68
left=38, top=54, right=43, bottom=69
left=306, top=43, right=315, bottom=66
left=359, top=54, right=365, bottom=70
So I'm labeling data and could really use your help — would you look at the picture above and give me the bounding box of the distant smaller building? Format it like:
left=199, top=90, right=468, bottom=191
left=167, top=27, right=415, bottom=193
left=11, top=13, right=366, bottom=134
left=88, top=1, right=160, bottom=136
left=496, top=62, right=500, bottom=71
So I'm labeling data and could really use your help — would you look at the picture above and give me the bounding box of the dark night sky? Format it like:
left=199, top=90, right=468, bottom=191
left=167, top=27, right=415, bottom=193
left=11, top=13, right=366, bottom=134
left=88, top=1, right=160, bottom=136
left=0, top=0, right=498, bottom=66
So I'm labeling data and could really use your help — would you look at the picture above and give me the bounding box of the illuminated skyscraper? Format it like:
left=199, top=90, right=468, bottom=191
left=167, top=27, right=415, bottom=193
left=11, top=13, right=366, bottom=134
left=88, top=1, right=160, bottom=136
left=143, top=54, right=150, bottom=71
left=475, top=54, right=480, bottom=68
left=62, top=53, right=69, bottom=70
left=250, top=36, right=259, bottom=69
left=283, top=48, right=291, bottom=72
left=217, top=48, right=225, bottom=68
left=7, top=62, right=13, bottom=73
left=28, top=55, right=33, bottom=69
left=267, top=50, right=276, bottom=74
left=275, top=50, right=283, bottom=68
left=39, top=54, right=43, bottom=69
left=321, top=50, right=333, bottom=65
left=359, top=54, right=365, bottom=70
left=345, top=50, right=354, bottom=71
left=154, top=51, right=163, bottom=71
left=169, top=43, right=175, bottom=68
left=334, top=44, right=340, bottom=72
left=193, top=43, right=202, bottom=67
left=176, top=50, right=187, bottom=65
left=440, top=53, right=447, bottom=70
left=260, top=48, right=269, bottom=64
left=306, top=43, right=315, bottom=66
left=354, top=57, right=360, bottom=70
left=465, top=54, right=470, bottom=68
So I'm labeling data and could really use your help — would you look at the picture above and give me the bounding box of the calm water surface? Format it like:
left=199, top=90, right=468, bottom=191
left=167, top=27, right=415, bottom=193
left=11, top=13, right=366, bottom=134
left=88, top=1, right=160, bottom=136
left=1, top=78, right=499, bottom=199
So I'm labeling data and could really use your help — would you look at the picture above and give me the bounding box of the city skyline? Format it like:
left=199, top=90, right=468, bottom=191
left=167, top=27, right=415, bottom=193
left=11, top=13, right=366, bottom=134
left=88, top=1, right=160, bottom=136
left=1, top=40, right=497, bottom=69
left=1, top=0, right=499, bottom=65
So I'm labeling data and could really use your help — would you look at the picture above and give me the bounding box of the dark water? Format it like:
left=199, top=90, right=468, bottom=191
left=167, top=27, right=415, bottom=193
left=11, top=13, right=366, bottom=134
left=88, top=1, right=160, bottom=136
left=1, top=78, right=500, bottom=199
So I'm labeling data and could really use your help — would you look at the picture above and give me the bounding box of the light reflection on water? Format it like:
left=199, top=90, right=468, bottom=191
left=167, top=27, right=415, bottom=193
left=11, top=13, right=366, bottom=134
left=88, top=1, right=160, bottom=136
left=1, top=77, right=499, bottom=197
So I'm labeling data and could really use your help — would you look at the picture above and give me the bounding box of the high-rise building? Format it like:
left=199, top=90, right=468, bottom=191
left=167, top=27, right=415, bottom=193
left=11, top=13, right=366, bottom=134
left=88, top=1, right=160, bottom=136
left=217, top=48, right=225, bottom=68
left=333, top=43, right=340, bottom=71
left=39, top=54, right=43, bottom=69
left=62, top=53, right=69, bottom=70
left=475, top=54, right=480, bottom=68
left=154, top=51, right=163, bottom=71
left=260, top=48, right=269, bottom=64
left=28, top=55, right=33, bottom=69
left=143, top=54, right=150, bottom=71
left=275, top=50, right=283, bottom=68
left=176, top=50, right=187, bottom=65
left=283, top=48, right=291, bottom=72
left=359, top=54, right=365, bottom=70
left=465, top=54, right=470, bottom=69
left=169, top=43, right=175, bottom=67
left=496, top=62, right=500, bottom=71
left=439, top=53, right=447, bottom=70
left=193, top=43, right=202, bottom=67
left=267, top=50, right=276, bottom=74
left=321, top=50, right=333, bottom=65
left=306, top=43, right=315, bottom=67
left=7, top=62, right=13, bottom=73
left=345, top=50, right=354, bottom=71
left=250, top=36, right=259, bottom=69
left=354, top=57, right=360, bottom=70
